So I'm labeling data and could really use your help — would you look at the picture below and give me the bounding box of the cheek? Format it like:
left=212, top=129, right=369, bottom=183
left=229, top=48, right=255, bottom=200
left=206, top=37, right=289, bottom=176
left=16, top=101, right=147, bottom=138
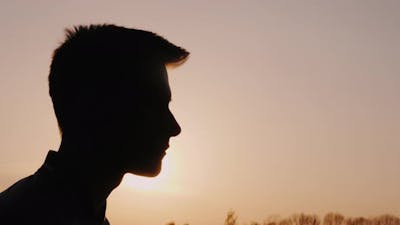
left=135, top=111, right=165, bottom=134
left=110, top=106, right=166, bottom=143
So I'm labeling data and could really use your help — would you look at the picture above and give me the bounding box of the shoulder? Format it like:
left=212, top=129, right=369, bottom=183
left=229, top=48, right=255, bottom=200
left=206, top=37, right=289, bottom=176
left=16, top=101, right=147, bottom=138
left=0, top=175, right=37, bottom=208
left=0, top=175, right=63, bottom=224
left=0, top=176, right=35, bottom=223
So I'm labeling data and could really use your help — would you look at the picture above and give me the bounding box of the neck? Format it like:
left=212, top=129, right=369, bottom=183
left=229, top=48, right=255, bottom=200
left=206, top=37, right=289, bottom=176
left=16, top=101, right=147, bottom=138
left=57, top=135, right=125, bottom=206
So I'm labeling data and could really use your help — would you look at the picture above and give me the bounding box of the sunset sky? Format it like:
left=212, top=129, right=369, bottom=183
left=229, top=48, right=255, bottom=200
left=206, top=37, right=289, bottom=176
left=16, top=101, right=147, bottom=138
left=0, top=1, right=399, bottom=224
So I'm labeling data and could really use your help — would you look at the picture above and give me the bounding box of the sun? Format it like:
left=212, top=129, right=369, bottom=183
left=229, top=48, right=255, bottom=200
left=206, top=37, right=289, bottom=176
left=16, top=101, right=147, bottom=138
left=122, top=153, right=180, bottom=194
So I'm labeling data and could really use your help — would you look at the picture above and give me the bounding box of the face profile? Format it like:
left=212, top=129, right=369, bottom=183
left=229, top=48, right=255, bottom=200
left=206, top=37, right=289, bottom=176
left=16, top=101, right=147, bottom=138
left=0, top=24, right=189, bottom=225
left=109, top=62, right=182, bottom=177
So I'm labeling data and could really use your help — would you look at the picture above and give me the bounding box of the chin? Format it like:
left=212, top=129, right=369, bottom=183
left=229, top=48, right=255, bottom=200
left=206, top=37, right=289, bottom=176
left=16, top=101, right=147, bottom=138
left=142, top=170, right=161, bottom=177
left=127, top=161, right=162, bottom=177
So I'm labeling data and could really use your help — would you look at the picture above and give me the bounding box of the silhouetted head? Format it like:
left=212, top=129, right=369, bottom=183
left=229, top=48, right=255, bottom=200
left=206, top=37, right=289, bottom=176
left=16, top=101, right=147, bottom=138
left=49, top=24, right=189, bottom=177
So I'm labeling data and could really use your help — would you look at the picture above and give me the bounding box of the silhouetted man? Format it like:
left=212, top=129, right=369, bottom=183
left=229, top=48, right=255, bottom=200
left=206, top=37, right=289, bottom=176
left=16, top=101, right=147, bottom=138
left=0, top=24, right=189, bottom=225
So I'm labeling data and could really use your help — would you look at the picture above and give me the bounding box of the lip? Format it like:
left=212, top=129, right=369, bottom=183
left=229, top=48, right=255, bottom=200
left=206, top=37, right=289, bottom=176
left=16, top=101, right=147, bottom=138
left=163, top=142, right=169, bottom=150
left=163, top=144, right=169, bottom=154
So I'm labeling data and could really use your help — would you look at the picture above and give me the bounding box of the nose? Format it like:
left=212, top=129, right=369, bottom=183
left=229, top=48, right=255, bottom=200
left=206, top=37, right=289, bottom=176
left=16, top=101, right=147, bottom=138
left=168, top=111, right=181, bottom=137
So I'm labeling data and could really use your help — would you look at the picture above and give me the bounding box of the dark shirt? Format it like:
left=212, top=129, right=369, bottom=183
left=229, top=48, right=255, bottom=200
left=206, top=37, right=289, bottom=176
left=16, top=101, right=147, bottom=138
left=0, top=151, right=110, bottom=225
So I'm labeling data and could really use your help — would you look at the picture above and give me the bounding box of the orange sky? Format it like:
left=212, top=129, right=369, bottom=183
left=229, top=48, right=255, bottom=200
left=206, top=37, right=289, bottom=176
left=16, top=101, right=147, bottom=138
left=1, top=1, right=399, bottom=224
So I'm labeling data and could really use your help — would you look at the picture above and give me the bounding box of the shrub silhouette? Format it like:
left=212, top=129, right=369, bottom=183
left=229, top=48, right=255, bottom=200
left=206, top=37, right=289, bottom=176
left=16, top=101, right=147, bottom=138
left=165, top=211, right=400, bottom=225
left=323, top=213, right=344, bottom=225
left=373, top=215, right=400, bottom=225
left=291, top=214, right=320, bottom=225
left=225, top=210, right=238, bottom=225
